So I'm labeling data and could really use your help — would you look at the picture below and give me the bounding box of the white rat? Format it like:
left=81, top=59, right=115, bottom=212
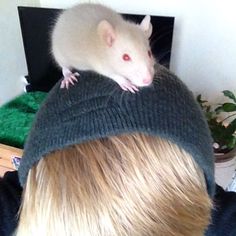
left=51, top=3, right=155, bottom=92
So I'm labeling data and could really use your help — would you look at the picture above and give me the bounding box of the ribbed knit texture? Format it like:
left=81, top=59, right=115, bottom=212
left=18, top=65, right=215, bottom=197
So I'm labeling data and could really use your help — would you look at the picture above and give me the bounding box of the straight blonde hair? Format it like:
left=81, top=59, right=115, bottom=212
left=16, top=134, right=212, bottom=236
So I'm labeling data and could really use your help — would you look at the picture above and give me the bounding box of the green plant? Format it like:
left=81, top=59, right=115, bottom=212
left=197, top=90, right=236, bottom=153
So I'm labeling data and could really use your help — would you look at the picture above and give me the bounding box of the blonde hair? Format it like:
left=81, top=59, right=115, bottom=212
left=16, top=134, right=212, bottom=236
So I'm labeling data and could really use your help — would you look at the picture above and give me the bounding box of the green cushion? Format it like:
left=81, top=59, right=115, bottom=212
left=0, top=92, right=47, bottom=148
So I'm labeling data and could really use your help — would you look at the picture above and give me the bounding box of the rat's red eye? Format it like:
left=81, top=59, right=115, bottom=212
left=122, top=53, right=131, bottom=61
left=148, top=50, right=152, bottom=58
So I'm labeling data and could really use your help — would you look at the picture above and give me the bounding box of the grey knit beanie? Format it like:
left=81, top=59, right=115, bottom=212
left=18, top=65, right=215, bottom=197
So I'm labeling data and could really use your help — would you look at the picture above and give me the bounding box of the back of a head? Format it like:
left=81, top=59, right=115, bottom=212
left=16, top=134, right=212, bottom=236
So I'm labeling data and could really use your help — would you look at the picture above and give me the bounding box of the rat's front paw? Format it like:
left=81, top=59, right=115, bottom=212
left=119, top=81, right=139, bottom=93
left=61, top=67, right=80, bottom=89
left=60, top=73, right=79, bottom=89
left=111, top=75, right=139, bottom=93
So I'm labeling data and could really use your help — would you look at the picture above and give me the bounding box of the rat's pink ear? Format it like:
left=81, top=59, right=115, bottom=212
left=97, top=20, right=116, bottom=47
left=140, top=15, right=153, bottom=38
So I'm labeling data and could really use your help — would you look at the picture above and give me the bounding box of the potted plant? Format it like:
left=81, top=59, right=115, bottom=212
left=197, top=90, right=236, bottom=162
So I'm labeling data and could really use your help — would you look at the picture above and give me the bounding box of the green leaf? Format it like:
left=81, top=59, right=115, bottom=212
left=196, top=94, right=208, bottom=107
left=196, top=94, right=201, bottom=102
left=223, top=90, right=236, bottom=103
left=227, top=136, right=236, bottom=149
left=221, top=103, right=236, bottom=112
left=215, top=106, right=225, bottom=114
left=226, top=117, right=236, bottom=134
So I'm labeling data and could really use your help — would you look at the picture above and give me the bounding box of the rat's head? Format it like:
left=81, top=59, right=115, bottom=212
left=97, top=15, right=155, bottom=87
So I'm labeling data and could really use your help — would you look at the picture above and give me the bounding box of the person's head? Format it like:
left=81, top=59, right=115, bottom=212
left=16, top=65, right=215, bottom=236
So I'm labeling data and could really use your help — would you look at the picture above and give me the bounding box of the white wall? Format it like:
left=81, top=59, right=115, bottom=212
left=1, top=0, right=235, bottom=104
left=0, top=0, right=40, bottom=105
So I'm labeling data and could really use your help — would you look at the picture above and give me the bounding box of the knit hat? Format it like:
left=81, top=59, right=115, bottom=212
left=18, top=65, right=215, bottom=197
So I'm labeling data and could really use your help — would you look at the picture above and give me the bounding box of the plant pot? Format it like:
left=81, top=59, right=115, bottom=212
left=215, top=148, right=236, bottom=163
left=215, top=157, right=236, bottom=189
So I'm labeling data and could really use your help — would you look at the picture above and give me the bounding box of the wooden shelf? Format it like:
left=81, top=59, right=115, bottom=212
left=0, top=144, right=23, bottom=176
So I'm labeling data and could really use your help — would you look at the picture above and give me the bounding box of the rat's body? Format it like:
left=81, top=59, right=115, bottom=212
left=51, top=3, right=155, bottom=91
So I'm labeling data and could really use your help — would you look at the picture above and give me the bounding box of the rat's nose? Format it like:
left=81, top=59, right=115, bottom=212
left=139, top=66, right=154, bottom=86
left=142, top=73, right=153, bottom=85
left=143, top=78, right=151, bottom=84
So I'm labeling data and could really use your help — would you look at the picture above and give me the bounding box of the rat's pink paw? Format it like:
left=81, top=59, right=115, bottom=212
left=119, top=81, right=139, bottom=93
left=61, top=68, right=79, bottom=89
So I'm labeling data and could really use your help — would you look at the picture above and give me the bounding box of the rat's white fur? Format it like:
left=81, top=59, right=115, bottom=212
left=51, top=3, right=155, bottom=89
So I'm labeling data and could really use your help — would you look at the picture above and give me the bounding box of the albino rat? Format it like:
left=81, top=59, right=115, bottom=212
left=51, top=3, right=155, bottom=92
